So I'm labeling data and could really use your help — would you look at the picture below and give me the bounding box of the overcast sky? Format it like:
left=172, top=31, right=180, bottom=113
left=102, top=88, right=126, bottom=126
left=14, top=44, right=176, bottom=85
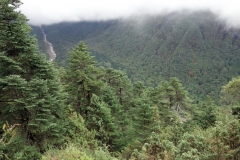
left=20, top=0, right=240, bottom=28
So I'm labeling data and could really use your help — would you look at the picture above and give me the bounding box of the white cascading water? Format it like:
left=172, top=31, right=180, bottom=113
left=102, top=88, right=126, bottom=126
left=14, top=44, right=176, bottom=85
left=40, top=26, right=56, bottom=62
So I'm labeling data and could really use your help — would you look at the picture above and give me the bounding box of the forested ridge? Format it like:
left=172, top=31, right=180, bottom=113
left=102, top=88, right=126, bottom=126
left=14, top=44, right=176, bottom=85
left=1, top=1, right=240, bottom=159
left=32, top=11, right=240, bottom=102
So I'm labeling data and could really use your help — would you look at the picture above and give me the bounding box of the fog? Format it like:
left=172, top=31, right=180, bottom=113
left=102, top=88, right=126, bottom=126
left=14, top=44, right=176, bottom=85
left=20, top=0, right=240, bottom=28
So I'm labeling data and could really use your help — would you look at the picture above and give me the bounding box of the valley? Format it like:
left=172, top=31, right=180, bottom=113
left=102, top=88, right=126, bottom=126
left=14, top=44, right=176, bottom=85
left=2, top=1, right=240, bottom=159
left=32, top=11, right=240, bottom=101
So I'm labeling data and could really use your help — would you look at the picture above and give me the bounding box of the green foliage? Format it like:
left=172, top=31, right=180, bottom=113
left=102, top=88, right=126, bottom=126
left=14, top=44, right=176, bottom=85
left=65, top=111, right=96, bottom=148
left=64, top=41, right=102, bottom=116
left=34, top=12, right=240, bottom=102
left=123, top=109, right=240, bottom=160
left=42, top=144, right=117, bottom=160
left=191, top=96, right=217, bottom=129
left=87, top=94, right=118, bottom=147
left=0, top=0, right=68, bottom=157
left=143, top=132, right=177, bottom=160
left=2, top=2, right=240, bottom=159
left=169, top=77, right=191, bottom=113
left=63, top=42, right=120, bottom=150
left=147, top=78, right=191, bottom=125
left=41, top=144, right=94, bottom=160
left=101, top=68, right=131, bottom=106
left=91, top=145, right=118, bottom=160
left=0, top=122, right=41, bottom=160
left=222, top=76, right=240, bottom=104
left=120, top=140, right=143, bottom=160
left=177, top=132, right=210, bottom=160
left=208, top=119, right=240, bottom=159
left=222, top=76, right=240, bottom=119
left=131, top=95, right=155, bottom=141
left=232, top=106, right=240, bottom=119
left=30, top=26, right=46, bottom=55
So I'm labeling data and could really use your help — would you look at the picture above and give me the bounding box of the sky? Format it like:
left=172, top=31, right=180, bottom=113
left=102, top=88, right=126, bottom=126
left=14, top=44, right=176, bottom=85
left=20, top=0, right=240, bottom=28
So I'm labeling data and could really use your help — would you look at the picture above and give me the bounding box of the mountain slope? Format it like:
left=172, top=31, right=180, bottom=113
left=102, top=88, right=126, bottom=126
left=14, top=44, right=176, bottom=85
left=32, top=11, right=240, bottom=101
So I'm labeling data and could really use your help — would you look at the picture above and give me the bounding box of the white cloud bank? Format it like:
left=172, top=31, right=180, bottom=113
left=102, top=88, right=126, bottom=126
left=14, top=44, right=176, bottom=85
left=20, top=0, right=240, bottom=28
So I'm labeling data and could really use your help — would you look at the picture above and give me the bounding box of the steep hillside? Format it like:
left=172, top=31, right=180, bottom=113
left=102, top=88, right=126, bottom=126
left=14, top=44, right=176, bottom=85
left=31, top=25, right=46, bottom=54
left=32, top=11, right=240, bottom=101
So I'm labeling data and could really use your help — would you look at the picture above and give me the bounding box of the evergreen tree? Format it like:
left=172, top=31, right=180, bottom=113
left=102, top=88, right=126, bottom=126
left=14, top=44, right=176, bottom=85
left=222, top=76, right=240, bottom=119
left=102, top=68, right=131, bottom=106
left=131, top=91, right=157, bottom=142
left=64, top=42, right=123, bottom=150
left=192, top=96, right=217, bottom=129
left=147, top=78, right=191, bottom=126
left=0, top=0, right=68, bottom=157
left=177, top=132, right=210, bottom=159
left=100, top=68, right=133, bottom=148
left=87, top=94, right=118, bottom=150
left=64, top=42, right=102, bottom=118
left=100, top=84, right=128, bottom=148
left=148, top=82, right=174, bottom=125
left=132, top=81, right=145, bottom=97
left=222, top=76, right=240, bottom=104
left=169, top=77, right=191, bottom=113
left=142, top=132, right=177, bottom=160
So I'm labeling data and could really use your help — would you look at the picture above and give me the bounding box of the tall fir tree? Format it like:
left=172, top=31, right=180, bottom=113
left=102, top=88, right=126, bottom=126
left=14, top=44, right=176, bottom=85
left=0, top=0, right=68, bottom=158
left=64, top=42, right=102, bottom=118
left=64, top=42, right=121, bottom=149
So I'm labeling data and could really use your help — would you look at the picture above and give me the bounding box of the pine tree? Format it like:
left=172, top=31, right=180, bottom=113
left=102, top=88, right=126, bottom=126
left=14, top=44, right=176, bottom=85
left=192, top=96, right=217, bottom=129
left=64, top=42, right=123, bottom=150
left=0, top=0, right=68, bottom=157
left=87, top=94, right=118, bottom=150
left=222, top=76, right=240, bottom=104
left=100, top=82, right=132, bottom=150
left=131, top=92, right=156, bottom=142
left=169, top=77, right=191, bottom=113
left=102, top=68, right=131, bottom=106
left=132, top=81, right=145, bottom=97
left=64, top=42, right=102, bottom=118
left=222, top=76, right=240, bottom=119
left=148, top=81, right=175, bottom=125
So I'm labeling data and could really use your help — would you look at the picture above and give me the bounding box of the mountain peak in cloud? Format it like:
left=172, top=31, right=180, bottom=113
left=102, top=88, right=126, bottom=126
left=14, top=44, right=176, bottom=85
left=20, top=0, right=240, bottom=28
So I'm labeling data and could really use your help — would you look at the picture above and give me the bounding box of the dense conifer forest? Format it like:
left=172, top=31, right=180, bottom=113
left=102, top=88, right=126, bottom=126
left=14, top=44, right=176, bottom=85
left=0, top=0, right=240, bottom=159
left=32, top=12, right=240, bottom=102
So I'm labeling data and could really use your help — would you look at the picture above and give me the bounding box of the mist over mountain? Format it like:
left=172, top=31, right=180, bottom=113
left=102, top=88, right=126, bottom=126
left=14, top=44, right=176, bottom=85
left=32, top=11, right=240, bottom=101
left=22, top=0, right=240, bottom=28
left=4, top=1, right=240, bottom=158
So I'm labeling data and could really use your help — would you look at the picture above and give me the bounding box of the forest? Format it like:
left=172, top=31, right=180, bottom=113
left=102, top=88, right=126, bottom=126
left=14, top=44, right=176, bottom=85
left=0, top=0, right=240, bottom=160
left=31, top=12, right=240, bottom=102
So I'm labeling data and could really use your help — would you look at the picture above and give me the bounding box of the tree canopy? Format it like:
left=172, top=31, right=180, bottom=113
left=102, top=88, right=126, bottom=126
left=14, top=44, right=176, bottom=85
left=0, top=1, right=240, bottom=159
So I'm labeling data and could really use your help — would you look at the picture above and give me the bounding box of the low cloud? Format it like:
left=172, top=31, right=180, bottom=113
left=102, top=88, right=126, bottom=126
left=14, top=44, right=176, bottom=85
left=20, top=0, right=240, bottom=28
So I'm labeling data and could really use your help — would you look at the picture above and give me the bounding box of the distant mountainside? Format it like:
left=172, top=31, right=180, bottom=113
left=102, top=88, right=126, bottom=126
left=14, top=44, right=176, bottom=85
left=31, top=11, right=240, bottom=101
